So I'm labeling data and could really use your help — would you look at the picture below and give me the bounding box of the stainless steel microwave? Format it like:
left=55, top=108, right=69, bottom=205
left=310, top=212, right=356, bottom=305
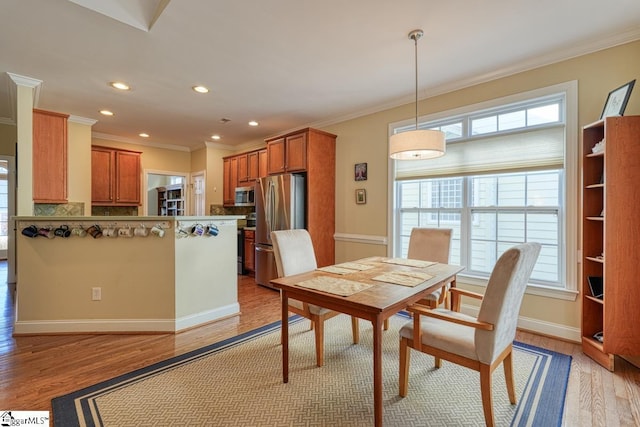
left=235, top=186, right=255, bottom=206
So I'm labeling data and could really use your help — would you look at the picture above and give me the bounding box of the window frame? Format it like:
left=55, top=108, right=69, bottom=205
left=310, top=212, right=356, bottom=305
left=387, top=82, right=579, bottom=301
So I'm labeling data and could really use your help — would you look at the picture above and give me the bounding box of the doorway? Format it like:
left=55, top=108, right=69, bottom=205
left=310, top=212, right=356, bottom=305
left=191, top=171, right=205, bottom=216
left=143, top=170, right=189, bottom=216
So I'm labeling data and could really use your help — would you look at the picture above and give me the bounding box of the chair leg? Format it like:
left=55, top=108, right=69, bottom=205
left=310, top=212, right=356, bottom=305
left=434, top=357, right=441, bottom=368
left=480, top=364, right=495, bottom=427
left=314, top=317, right=324, bottom=367
left=383, top=318, right=389, bottom=330
left=399, top=337, right=411, bottom=397
left=351, top=316, right=359, bottom=344
left=503, top=351, right=516, bottom=404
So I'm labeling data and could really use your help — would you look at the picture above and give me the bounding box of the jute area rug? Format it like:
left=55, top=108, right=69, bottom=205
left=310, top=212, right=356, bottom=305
left=53, top=314, right=571, bottom=426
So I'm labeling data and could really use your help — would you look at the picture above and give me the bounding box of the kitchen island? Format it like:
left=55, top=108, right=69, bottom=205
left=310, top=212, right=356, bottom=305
left=13, top=216, right=243, bottom=335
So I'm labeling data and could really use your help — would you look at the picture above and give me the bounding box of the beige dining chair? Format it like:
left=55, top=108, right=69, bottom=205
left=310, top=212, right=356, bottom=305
left=398, top=242, right=541, bottom=427
left=407, top=227, right=453, bottom=308
left=271, top=229, right=359, bottom=367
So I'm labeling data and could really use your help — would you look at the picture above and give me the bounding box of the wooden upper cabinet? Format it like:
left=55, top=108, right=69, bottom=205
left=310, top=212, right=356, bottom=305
left=91, top=147, right=114, bottom=204
left=266, top=138, right=286, bottom=174
left=223, top=158, right=234, bottom=205
left=237, top=153, right=249, bottom=183
left=247, top=151, right=260, bottom=182
left=33, top=109, right=69, bottom=203
left=258, top=149, right=268, bottom=178
left=91, top=146, right=141, bottom=206
left=266, top=132, right=307, bottom=175
left=222, top=156, right=240, bottom=206
left=285, top=132, right=307, bottom=172
left=115, top=150, right=140, bottom=204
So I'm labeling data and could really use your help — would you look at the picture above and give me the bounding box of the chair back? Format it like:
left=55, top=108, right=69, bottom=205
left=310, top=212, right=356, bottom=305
left=407, top=228, right=452, bottom=263
left=475, top=242, right=541, bottom=364
left=271, top=229, right=318, bottom=277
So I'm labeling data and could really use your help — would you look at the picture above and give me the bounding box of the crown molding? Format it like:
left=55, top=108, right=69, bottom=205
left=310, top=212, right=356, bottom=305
left=68, top=115, right=97, bottom=126
left=5, top=72, right=43, bottom=124
left=308, top=28, right=640, bottom=131
left=92, top=132, right=191, bottom=152
left=204, top=141, right=236, bottom=151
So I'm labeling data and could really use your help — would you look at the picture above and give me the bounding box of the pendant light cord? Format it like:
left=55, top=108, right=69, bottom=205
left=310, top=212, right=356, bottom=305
left=413, top=32, right=419, bottom=130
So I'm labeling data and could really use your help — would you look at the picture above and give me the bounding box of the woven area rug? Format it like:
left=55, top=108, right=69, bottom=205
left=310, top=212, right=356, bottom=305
left=52, top=314, right=571, bottom=426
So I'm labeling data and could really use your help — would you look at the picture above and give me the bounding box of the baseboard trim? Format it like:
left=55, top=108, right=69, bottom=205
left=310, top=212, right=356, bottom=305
left=460, top=304, right=581, bottom=343
left=13, top=319, right=176, bottom=335
left=175, top=303, right=240, bottom=332
left=13, top=303, right=241, bottom=335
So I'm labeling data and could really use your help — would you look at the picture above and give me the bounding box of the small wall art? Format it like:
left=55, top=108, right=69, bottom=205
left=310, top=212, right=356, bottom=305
left=355, top=189, right=366, bottom=204
left=355, top=162, right=367, bottom=181
left=600, top=79, right=635, bottom=119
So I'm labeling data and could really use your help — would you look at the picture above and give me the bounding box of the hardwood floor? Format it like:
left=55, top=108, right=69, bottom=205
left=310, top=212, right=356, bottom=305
left=1, top=264, right=639, bottom=426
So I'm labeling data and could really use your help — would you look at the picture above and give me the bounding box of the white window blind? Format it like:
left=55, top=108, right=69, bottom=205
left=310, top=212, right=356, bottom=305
left=395, top=125, right=564, bottom=180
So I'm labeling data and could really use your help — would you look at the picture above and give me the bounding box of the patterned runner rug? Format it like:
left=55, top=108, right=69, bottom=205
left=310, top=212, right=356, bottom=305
left=52, top=314, right=570, bottom=426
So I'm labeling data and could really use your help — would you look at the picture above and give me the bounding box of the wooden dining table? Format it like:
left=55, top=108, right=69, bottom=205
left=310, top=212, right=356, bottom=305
left=270, top=257, right=464, bottom=427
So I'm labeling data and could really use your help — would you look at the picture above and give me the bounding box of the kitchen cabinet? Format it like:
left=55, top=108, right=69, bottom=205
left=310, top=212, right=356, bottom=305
left=223, top=156, right=239, bottom=206
left=258, top=149, right=268, bottom=178
left=266, top=132, right=307, bottom=175
left=243, top=229, right=255, bottom=272
left=33, top=109, right=69, bottom=203
left=264, top=128, right=337, bottom=267
left=223, top=148, right=267, bottom=205
left=581, top=116, right=640, bottom=371
left=237, top=153, right=249, bottom=183
left=91, top=146, right=141, bottom=206
left=248, top=151, right=260, bottom=182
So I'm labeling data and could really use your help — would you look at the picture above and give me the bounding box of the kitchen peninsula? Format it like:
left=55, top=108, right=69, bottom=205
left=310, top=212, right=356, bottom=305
left=13, top=215, right=243, bottom=335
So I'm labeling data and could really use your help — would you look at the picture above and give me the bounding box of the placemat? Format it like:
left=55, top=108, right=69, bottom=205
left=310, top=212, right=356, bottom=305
left=316, top=265, right=357, bottom=275
left=334, top=262, right=376, bottom=271
left=294, top=276, right=372, bottom=296
left=381, top=258, right=437, bottom=268
left=372, top=271, right=434, bottom=287
left=317, top=262, right=377, bottom=275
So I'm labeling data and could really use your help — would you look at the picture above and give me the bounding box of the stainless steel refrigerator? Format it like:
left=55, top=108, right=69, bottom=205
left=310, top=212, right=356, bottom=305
left=255, top=174, right=305, bottom=288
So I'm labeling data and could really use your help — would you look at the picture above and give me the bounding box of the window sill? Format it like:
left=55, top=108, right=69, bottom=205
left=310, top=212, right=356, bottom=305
left=457, top=274, right=579, bottom=302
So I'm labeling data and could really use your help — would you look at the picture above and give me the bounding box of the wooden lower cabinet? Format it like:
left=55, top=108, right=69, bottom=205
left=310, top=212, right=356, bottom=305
left=243, top=229, right=255, bottom=272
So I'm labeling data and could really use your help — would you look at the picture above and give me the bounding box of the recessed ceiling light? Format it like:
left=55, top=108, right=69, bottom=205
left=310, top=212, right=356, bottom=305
left=139, top=133, right=149, bottom=138
left=110, top=81, right=130, bottom=91
left=192, top=85, right=209, bottom=94
left=100, top=110, right=114, bottom=116
left=248, top=121, right=259, bottom=126
left=211, top=135, right=221, bottom=140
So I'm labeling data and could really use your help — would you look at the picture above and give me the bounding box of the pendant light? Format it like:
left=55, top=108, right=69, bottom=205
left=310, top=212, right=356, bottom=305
left=389, top=29, right=446, bottom=160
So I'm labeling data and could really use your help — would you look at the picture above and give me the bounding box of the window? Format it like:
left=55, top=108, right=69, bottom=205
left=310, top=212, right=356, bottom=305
left=390, top=82, right=578, bottom=295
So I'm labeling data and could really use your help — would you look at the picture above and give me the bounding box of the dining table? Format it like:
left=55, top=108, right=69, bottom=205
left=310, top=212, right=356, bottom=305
left=270, top=256, right=465, bottom=427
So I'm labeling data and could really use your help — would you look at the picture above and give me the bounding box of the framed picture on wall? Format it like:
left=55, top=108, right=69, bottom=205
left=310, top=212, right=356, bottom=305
left=355, top=163, right=367, bottom=181
left=355, top=189, right=366, bottom=204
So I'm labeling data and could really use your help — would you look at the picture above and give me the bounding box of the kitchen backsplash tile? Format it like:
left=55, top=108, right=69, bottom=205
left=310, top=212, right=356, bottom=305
left=34, top=202, right=84, bottom=216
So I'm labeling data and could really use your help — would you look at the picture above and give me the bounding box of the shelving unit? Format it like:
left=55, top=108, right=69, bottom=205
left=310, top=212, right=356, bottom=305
left=581, top=115, right=640, bottom=371
left=157, top=183, right=185, bottom=216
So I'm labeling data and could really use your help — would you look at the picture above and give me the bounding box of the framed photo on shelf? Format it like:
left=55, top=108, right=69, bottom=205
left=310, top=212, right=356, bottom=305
left=355, top=162, right=367, bottom=181
left=355, top=189, right=366, bottom=204
left=600, top=79, right=635, bottom=119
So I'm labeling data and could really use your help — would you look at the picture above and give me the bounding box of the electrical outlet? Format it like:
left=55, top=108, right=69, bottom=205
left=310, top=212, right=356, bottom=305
left=92, top=287, right=102, bottom=301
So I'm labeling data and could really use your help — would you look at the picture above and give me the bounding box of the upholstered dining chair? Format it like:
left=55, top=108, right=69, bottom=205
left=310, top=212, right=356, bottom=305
left=407, top=227, right=453, bottom=308
left=271, top=229, right=359, bottom=367
left=398, top=242, right=541, bottom=427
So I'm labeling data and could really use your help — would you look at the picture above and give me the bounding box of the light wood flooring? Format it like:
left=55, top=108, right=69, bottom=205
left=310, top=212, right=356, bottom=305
left=1, top=264, right=639, bottom=426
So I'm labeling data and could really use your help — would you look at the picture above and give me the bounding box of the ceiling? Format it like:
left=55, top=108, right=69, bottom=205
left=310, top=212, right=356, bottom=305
left=1, top=0, right=639, bottom=152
